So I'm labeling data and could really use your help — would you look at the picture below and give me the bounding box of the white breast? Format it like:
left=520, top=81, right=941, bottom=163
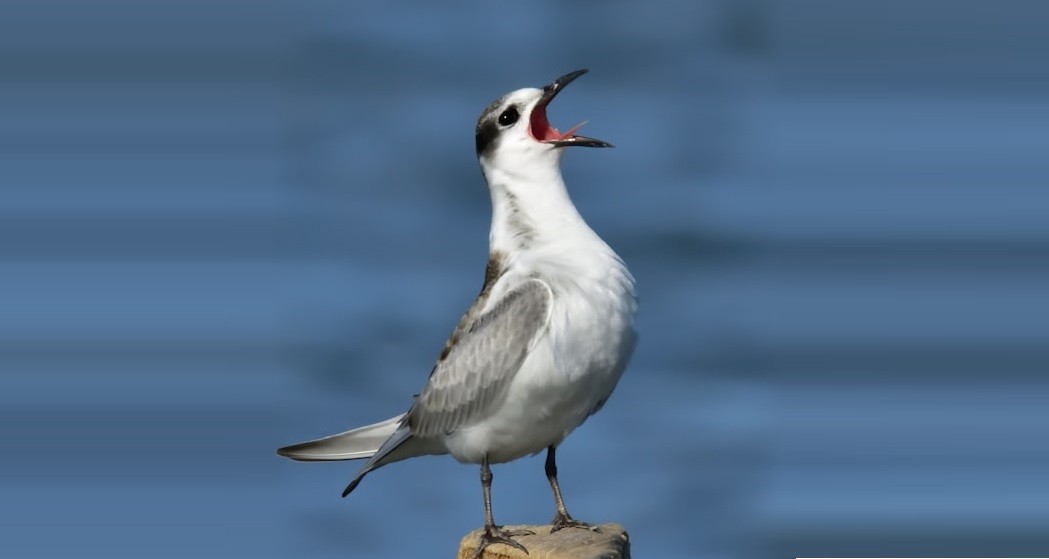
left=443, top=248, right=637, bottom=465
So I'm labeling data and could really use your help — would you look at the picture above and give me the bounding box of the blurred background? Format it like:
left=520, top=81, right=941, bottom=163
left=2, top=1, right=1048, bottom=557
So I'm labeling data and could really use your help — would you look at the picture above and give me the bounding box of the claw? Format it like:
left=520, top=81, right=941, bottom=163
left=550, top=513, right=601, bottom=534
left=472, top=525, right=531, bottom=558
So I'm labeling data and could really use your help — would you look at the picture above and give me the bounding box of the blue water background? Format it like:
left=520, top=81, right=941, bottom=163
left=2, top=1, right=1049, bottom=557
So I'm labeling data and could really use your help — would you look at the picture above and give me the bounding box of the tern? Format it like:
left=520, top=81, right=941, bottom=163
left=278, top=69, right=637, bottom=557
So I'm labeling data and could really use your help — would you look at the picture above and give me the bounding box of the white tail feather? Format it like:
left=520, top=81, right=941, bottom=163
left=277, top=413, right=405, bottom=461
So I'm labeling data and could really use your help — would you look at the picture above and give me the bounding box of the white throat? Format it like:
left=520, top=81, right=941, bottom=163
left=480, top=156, right=599, bottom=256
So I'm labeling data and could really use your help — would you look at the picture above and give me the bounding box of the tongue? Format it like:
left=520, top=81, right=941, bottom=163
left=557, top=121, right=587, bottom=140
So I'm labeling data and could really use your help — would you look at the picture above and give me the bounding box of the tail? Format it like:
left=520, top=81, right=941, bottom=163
left=278, top=413, right=437, bottom=498
left=276, top=413, right=405, bottom=461
left=339, top=423, right=413, bottom=497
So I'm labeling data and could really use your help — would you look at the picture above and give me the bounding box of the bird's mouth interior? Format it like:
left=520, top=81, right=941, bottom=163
left=529, top=101, right=585, bottom=143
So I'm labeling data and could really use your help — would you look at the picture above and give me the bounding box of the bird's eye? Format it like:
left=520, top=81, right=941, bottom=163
left=498, top=107, right=519, bottom=126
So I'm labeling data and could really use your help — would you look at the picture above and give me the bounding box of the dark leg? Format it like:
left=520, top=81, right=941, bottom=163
left=545, top=446, right=601, bottom=533
left=473, top=455, right=534, bottom=559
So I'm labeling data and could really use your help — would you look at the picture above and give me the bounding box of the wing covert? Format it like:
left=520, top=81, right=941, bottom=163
left=407, top=278, right=552, bottom=437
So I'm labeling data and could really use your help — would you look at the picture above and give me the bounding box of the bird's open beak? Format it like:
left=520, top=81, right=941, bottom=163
left=530, top=69, right=613, bottom=149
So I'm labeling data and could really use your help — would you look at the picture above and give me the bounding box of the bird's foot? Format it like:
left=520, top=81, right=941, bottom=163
left=550, top=512, right=602, bottom=534
left=471, top=525, right=533, bottom=558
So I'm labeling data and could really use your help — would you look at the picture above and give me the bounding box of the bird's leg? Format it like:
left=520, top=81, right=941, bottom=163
left=473, top=455, right=534, bottom=559
left=545, top=446, right=601, bottom=533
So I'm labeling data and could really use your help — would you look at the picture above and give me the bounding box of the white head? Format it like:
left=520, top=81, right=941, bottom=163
left=474, top=70, right=614, bottom=255
left=474, top=69, right=612, bottom=181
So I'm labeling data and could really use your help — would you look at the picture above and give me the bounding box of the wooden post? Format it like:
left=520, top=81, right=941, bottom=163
left=456, top=523, right=630, bottom=559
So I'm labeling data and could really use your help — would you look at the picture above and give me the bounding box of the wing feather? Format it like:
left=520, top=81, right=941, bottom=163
left=407, top=278, right=551, bottom=437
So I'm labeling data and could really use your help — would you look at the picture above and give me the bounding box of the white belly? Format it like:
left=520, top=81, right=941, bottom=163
left=442, top=286, right=636, bottom=464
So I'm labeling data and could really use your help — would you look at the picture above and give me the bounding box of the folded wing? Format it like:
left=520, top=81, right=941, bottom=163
left=407, top=278, right=552, bottom=438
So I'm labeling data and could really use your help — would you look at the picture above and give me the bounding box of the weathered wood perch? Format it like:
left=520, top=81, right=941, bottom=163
left=457, top=523, right=629, bottom=559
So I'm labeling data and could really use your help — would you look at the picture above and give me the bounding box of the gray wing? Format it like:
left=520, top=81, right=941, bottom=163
left=407, top=278, right=552, bottom=438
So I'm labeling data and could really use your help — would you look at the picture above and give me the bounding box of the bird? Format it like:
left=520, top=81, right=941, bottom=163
left=277, top=69, right=637, bottom=558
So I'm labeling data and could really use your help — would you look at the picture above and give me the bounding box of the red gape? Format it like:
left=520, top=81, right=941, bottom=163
left=529, top=102, right=586, bottom=142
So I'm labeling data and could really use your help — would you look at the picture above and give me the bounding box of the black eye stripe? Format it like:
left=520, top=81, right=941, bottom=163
left=498, top=106, right=519, bottom=126
left=475, top=100, right=518, bottom=156
left=475, top=119, right=499, bottom=155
